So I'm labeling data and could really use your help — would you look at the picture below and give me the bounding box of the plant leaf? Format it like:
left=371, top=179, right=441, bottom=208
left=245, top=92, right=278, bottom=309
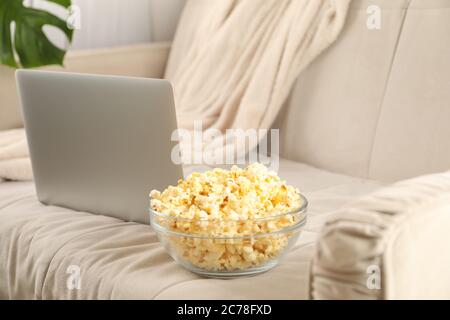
left=0, top=0, right=73, bottom=68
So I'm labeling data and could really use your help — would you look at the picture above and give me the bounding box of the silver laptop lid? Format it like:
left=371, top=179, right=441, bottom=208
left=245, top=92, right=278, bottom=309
left=16, top=70, right=183, bottom=224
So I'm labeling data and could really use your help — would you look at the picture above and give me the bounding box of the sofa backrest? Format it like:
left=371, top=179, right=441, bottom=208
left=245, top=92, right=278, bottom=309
left=275, top=0, right=450, bottom=182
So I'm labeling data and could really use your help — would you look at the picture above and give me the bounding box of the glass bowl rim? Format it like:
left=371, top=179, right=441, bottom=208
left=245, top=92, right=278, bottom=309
left=149, top=192, right=308, bottom=240
left=149, top=192, right=308, bottom=223
left=150, top=212, right=307, bottom=240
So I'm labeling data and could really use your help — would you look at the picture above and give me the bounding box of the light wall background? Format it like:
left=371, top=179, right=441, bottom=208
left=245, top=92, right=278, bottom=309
left=31, top=0, right=185, bottom=50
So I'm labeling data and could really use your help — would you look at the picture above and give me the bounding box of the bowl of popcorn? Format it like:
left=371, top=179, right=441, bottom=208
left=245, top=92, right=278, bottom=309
left=149, top=163, right=307, bottom=278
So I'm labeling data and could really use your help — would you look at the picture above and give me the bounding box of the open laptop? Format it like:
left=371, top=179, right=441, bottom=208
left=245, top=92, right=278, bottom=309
left=16, top=70, right=183, bottom=224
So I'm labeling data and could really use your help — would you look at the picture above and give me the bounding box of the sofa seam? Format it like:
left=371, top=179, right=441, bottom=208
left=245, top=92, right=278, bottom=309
left=365, top=0, right=411, bottom=180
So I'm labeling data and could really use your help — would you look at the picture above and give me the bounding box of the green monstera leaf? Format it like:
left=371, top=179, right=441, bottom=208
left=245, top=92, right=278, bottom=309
left=0, top=0, right=73, bottom=68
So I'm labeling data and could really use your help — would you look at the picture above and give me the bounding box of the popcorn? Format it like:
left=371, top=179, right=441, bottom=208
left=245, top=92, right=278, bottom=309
left=150, top=163, right=304, bottom=272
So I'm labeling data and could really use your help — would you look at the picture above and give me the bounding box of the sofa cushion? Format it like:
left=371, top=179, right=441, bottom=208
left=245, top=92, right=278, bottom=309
left=276, top=0, right=450, bottom=182
left=0, top=159, right=381, bottom=299
left=275, top=0, right=410, bottom=179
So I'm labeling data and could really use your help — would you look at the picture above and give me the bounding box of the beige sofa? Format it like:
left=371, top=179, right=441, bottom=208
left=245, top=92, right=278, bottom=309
left=1, top=0, right=450, bottom=299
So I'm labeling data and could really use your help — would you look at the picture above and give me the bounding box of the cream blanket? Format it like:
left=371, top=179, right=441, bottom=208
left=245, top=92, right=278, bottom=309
left=0, top=0, right=351, bottom=181
left=166, top=0, right=351, bottom=131
left=0, top=129, right=32, bottom=181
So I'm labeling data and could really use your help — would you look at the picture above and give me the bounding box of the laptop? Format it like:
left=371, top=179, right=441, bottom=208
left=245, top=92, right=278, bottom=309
left=16, top=70, right=183, bottom=224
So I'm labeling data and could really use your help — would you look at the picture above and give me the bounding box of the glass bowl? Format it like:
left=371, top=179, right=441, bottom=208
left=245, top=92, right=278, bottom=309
left=149, top=193, right=308, bottom=278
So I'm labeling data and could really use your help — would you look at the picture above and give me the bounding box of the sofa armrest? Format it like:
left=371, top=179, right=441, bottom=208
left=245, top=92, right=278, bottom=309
left=0, top=42, right=171, bottom=131
left=312, top=171, right=450, bottom=300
